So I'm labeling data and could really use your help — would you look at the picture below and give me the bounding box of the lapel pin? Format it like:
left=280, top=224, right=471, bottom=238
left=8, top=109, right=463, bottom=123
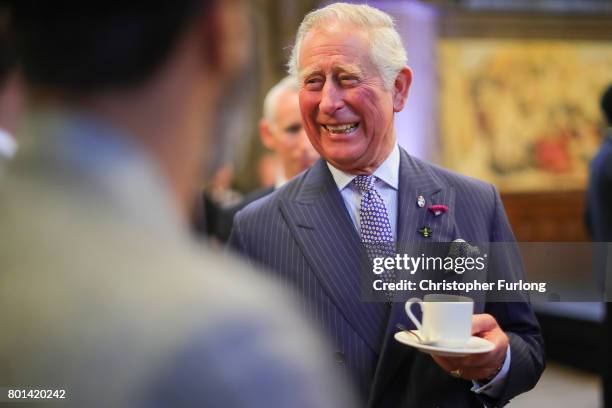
left=428, top=204, right=449, bottom=216
left=418, top=226, right=432, bottom=238
left=417, top=195, right=426, bottom=208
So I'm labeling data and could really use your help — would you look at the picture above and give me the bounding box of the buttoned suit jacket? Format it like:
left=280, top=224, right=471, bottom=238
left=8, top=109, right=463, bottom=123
left=230, top=147, right=544, bottom=407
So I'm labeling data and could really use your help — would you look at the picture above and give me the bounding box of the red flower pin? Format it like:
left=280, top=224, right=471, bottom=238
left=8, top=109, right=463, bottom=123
left=428, top=204, right=448, bottom=216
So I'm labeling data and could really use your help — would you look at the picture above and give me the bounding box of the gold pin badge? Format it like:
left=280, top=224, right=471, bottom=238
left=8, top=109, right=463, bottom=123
left=419, top=227, right=432, bottom=238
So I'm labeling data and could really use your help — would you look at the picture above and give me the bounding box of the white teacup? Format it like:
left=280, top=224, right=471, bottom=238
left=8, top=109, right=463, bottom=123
left=405, top=294, right=474, bottom=347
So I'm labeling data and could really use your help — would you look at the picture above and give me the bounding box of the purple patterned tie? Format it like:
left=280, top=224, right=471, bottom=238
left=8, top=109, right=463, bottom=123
left=354, top=175, right=396, bottom=298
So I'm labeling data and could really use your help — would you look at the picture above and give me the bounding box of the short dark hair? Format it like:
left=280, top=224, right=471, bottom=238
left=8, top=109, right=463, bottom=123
left=602, top=84, right=612, bottom=126
left=10, top=1, right=210, bottom=92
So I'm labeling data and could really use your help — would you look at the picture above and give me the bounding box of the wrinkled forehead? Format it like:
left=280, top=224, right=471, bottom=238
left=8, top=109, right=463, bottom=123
left=297, top=24, right=375, bottom=78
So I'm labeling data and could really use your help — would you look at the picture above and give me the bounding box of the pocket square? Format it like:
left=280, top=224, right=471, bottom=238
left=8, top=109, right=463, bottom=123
left=448, top=238, right=481, bottom=257
left=446, top=239, right=481, bottom=274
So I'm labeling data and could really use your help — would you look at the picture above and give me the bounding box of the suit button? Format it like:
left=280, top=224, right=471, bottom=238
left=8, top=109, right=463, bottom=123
left=334, top=351, right=345, bottom=363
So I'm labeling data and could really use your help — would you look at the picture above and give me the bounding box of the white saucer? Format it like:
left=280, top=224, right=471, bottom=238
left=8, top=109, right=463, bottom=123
left=394, top=330, right=495, bottom=357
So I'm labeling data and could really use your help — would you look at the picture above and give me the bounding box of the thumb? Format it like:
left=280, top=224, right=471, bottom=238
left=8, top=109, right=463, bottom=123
left=471, top=313, right=498, bottom=335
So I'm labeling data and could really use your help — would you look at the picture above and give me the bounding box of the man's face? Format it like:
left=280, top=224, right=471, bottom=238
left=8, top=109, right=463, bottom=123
left=297, top=24, right=404, bottom=174
left=262, top=89, right=319, bottom=180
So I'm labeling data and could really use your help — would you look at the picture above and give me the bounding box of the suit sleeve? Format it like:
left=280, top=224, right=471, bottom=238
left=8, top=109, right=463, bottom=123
left=480, top=186, right=545, bottom=407
left=228, top=210, right=250, bottom=256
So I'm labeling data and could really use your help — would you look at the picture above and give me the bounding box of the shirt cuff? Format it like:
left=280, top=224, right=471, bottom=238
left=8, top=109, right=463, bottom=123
left=470, top=344, right=511, bottom=398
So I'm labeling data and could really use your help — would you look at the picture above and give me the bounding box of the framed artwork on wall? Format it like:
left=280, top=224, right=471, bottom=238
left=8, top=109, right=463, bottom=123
left=439, top=39, right=612, bottom=192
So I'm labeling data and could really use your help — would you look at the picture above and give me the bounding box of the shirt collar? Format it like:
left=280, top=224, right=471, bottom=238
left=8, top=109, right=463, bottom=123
left=274, top=164, right=288, bottom=189
left=326, top=143, right=400, bottom=191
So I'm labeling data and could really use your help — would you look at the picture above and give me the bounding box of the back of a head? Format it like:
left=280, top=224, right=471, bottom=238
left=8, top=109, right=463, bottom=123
left=9, top=1, right=211, bottom=93
left=262, top=75, right=299, bottom=124
left=602, top=84, right=612, bottom=126
left=288, top=2, right=407, bottom=89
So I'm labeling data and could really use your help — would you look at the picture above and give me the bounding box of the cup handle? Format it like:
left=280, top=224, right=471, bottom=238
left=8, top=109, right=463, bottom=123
left=405, top=298, right=423, bottom=331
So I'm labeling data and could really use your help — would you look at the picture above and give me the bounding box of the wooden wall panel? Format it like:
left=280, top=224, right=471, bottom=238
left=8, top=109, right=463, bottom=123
left=501, top=191, right=590, bottom=242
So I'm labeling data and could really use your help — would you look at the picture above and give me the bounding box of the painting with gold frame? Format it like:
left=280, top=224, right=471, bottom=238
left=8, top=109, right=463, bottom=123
left=439, top=39, right=612, bottom=192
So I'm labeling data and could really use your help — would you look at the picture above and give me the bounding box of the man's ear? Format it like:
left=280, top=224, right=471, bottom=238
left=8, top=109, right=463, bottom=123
left=392, top=66, right=412, bottom=112
left=259, top=119, right=276, bottom=150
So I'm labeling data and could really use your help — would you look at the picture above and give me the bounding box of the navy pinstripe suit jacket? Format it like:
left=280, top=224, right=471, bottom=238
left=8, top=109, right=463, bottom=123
left=229, top=148, right=544, bottom=407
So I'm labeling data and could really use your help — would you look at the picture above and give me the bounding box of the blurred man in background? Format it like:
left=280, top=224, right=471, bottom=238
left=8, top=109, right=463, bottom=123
left=259, top=75, right=320, bottom=188
left=0, top=1, right=352, bottom=407
left=586, top=84, right=612, bottom=407
left=213, top=75, right=318, bottom=241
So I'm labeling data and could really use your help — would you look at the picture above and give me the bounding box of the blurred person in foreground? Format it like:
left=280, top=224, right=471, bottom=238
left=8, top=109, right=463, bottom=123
left=585, top=84, right=612, bottom=407
left=214, top=75, right=319, bottom=241
left=230, top=3, right=543, bottom=407
left=0, top=1, right=353, bottom=407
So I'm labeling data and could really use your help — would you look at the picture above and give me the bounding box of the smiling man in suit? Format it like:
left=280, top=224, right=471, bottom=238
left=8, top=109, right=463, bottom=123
left=229, top=3, right=544, bottom=407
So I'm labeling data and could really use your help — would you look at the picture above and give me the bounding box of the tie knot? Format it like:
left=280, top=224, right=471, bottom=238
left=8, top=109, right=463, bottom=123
left=353, top=175, right=376, bottom=193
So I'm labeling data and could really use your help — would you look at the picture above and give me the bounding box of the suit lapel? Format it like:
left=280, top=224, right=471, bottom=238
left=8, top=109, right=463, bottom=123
left=396, top=148, right=455, bottom=247
left=279, top=160, right=389, bottom=354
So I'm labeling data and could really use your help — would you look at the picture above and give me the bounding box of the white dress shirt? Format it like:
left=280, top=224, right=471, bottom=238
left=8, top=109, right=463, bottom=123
left=327, top=143, right=400, bottom=240
left=326, top=143, right=510, bottom=399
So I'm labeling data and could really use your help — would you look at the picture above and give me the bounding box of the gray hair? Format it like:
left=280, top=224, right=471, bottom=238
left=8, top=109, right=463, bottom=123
left=288, top=3, right=407, bottom=90
left=262, top=75, right=299, bottom=125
